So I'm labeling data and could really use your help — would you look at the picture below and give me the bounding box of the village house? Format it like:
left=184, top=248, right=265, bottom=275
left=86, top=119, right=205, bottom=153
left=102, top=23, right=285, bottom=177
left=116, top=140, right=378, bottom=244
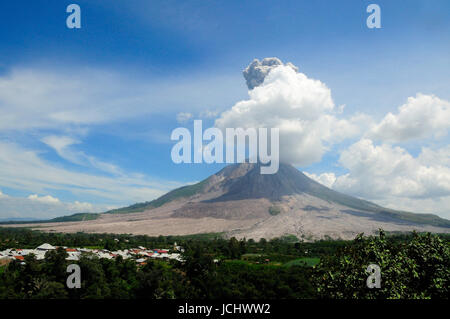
left=0, top=243, right=184, bottom=264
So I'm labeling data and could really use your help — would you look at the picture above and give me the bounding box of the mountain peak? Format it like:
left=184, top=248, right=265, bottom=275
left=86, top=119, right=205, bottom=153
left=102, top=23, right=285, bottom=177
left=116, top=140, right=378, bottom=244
left=15, top=162, right=450, bottom=239
left=210, top=162, right=317, bottom=201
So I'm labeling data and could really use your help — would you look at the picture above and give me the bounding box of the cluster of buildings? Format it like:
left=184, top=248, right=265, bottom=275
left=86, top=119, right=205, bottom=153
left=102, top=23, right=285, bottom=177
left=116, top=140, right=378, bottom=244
left=0, top=242, right=184, bottom=266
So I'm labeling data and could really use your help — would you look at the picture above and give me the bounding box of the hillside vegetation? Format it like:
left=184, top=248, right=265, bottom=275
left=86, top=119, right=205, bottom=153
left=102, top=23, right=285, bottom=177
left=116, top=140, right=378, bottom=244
left=105, top=179, right=209, bottom=214
left=0, top=213, right=100, bottom=225
left=0, top=228, right=448, bottom=299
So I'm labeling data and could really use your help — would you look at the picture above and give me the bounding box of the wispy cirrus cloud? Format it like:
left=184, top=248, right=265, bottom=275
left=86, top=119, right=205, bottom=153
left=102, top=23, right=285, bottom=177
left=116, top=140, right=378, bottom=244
left=0, top=65, right=243, bottom=218
left=41, top=135, right=123, bottom=175
left=0, top=141, right=183, bottom=206
left=0, top=67, right=244, bottom=132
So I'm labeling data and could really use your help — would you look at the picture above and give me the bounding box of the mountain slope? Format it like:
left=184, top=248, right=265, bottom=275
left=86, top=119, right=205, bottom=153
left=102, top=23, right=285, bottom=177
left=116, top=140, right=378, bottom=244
left=5, top=162, right=449, bottom=239
left=104, top=179, right=209, bottom=214
left=105, top=163, right=450, bottom=228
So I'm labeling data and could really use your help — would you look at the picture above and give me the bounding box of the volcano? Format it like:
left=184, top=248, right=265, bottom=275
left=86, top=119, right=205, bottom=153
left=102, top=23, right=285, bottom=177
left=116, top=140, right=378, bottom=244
left=9, top=163, right=450, bottom=240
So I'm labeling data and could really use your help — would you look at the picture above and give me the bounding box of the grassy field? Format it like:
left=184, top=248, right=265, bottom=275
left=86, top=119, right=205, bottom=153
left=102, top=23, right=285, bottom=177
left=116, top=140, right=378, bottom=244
left=241, top=253, right=262, bottom=258
left=283, top=257, right=320, bottom=267
left=172, top=232, right=225, bottom=241
left=239, top=254, right=320, bottom=267
left=223, top=259, right=281, bottom=268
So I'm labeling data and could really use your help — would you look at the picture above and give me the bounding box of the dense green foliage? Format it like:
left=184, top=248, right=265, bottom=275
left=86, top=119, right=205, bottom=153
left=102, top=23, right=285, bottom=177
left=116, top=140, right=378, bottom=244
left=0, top=242, right=313, bottom=299
left=50, top=213, right=100, bottom=222
left=284, top=257, right=320, bottom=267
left=314, top=230, right=450, bottom=299
left=0, top=228, right=449, bottom=299
left=0, top=248, right=180, bottom=299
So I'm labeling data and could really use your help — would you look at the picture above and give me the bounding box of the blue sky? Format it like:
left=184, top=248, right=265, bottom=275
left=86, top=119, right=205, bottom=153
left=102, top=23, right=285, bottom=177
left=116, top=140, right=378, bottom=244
left=0, top=0, right=449, bottom=219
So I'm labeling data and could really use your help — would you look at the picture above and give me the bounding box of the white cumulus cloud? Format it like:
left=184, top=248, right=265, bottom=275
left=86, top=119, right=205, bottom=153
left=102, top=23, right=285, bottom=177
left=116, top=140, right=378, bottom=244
left=215, top=58, right=365, bottom=165
left=0, top=193, right=106, bottom=220
left=28, top=194, right=61, bottom=204
left=303, top=172, right=337, bottom=188
left=369, top=93, right=450, bottom=142
left=68, top=201, right=94, bottom=212
left=333, top=139, right=450, bottom=200
left=307, top=141, right=450, bottom=217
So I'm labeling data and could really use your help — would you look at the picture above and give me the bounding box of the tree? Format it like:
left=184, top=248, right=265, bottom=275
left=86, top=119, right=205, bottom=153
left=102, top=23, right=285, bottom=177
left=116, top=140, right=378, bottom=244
left=43, top=247, right=68, bottom=283
left=136, top=260, right=182, bottom=299
left=313, top=230, right=450, bottom=299
left=32, top=280, right=68, bottom=299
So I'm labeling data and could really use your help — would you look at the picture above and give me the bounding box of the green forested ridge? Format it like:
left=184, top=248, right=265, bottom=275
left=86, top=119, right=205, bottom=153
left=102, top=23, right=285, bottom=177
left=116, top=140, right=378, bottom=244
left=0, top=228, right=448, bottom=299
left=0, top=213, right=101, bottom=225
left=304, top=181, right=450, bottom=228
left=104, top=179, right=209, bottom=214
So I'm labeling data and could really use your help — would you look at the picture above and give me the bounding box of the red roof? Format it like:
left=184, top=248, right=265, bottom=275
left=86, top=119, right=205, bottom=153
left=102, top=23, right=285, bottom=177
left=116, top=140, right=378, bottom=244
left=66, top=248, right=77, bottom=252
left=14, top=256, right=24, bottom=261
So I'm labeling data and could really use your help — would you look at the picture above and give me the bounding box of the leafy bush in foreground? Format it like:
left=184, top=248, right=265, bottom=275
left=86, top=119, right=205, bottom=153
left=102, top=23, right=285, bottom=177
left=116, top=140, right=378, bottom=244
left=313, top=230, right=449, bottom=299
